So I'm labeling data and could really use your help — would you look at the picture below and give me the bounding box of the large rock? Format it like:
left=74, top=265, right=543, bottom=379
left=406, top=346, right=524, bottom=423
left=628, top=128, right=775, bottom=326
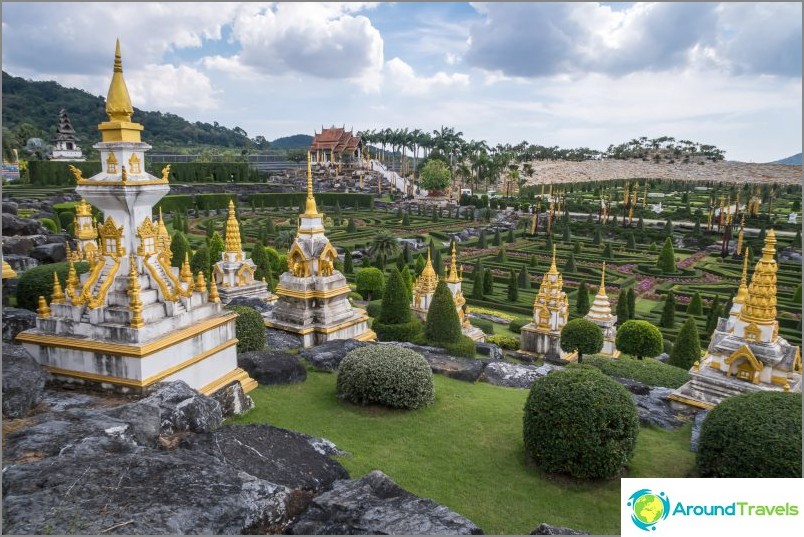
left=289, top=470, right=483, bottom=535
left=2, top=254, right=38, bottom=273
left=633, top=387, right=697, bottom=429
left=3, top=200, right=19, bottom=215
left=422, top=353, right=486, bottom=382
left=2, top=307, right=37, bottom=343
left=30, top=242, right=66, bottom=263
left=613, top=376, right=651, bottom=396
left=530, top=523, right=589, bottom=535
left=2, top=344, right=48, bottom=419
left=210, top=380, right=255, bottom=418
left=239, top=350, right=307, bottom=385
left=228, top=295, right=274, bottom=314
left=475, top=341, right=503, bottom=361
left=482, top=362, right=555, bottom=389
left=690, top=410, right=709, bottom=453
left=301, top=339, right=372, bottom=372
left=264, top=328, right=304, bottom=351
left=139, top=381, right=223, bottom=435
left=2, top=448, right=292, bottom=534
left=2, top=235, right=47, bottom=256
left=182, top=424, right=348, bottom=494
left=2, top=213, right=47, bottom=236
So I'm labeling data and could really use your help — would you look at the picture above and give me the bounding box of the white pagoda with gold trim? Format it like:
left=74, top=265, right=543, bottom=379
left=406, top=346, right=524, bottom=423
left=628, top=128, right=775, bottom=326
left=519, top=246, right=576, bottom=361
left=16, top=41, right=256, bottom=397
left=212, top=200, right=276, bottom=304
left=263, top=154, right=375, bottom=348
left=584, top=262, right=619, bottom=357
left=670, top=231, right=802, bottom=409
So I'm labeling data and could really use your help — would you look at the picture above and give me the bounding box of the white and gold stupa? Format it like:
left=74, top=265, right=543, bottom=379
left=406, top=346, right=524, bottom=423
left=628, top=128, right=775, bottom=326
left=584, top=262, right=619, bottom=357
left=411, top=244, right=485, bottom=341
left=519, top=246, right=576, bottom=361
left=16, top=41, right=256, bottom=396
left=670, top=231, right=801, bottom=409
left=212, top=200, right=276, bottom=304
left=263, top=153, right=375, bottom=348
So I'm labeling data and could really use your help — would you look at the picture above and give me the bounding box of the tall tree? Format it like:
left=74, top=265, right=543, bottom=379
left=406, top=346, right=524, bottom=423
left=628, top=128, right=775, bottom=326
left=483, top=268, right=494, bottom=295
left=626, top=288, right=636, bottom=320
left=343, top=250, right=354, bottom=275
left=507, top=270, right=518, bottom=301
left=657, top=236, right=677, bottom=273
left=170, top=231, right=190, bottom=268
left=687, top=291, right=703, bottom=315
left=660, top=291, right=676, bottom=328
left=576, top=282, right=590, bottom=316
left=379, top=267, right=412, bottom=324
left=560, top=318, right=603, bottom=363
left=669, top=317, right=701, bottom=370
left=424, top=281, right=462, bottom=344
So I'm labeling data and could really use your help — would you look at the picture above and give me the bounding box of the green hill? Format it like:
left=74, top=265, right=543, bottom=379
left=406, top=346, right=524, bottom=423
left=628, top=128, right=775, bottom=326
left=270, top=134, right=313, bottom=150
left=2, top=71, right=258, bottom=155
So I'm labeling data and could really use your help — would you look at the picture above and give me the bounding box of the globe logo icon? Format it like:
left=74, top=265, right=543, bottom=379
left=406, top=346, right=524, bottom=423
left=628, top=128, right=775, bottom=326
left=627, top=489, right=670, bottom=531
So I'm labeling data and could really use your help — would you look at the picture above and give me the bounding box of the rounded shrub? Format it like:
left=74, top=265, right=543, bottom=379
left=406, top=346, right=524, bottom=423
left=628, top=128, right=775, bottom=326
left=508, top=318, right=530, bottom=334
left=16, top=261, right=90, bottom=311
left=486, top=334, right=519, bottom=350
left=337, top=345, right=435, bottom=410
left=224, top=305, right=265, bottom=353
left=441, top=335, right=477, bottom=358
left=523, top=368, right=639, bottom=479
left=365, top=299, right=383, bottom=319
left=39, top=217, right=59, bottom=233
left=373, top=318, right=422, bottom=342
left=697, top=391, right=802, bottom=478
left=470, top=317, right=495, bottom=335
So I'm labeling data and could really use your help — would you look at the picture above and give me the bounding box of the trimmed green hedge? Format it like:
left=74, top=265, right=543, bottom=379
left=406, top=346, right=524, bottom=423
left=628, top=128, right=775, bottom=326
left=249, top=192, right=374, bottom=209
left=697, top=392, right=801, bottom=478
left=16, top=261, right=90, bottom=311
left=583, top=356, right=690, bottom=388
left=470, top=317, right=495, bottom=335
left=337, top=345, right=435, bottom=410
left=373, top=318, right=423, bottom=342
left=154, top=195, right=195, bottom=214
left=28, top=161, right=101, bottom=186
left=486, top=334, right=519, bottom=349
left=508, top=318, right=530, bottom=334
left=27, top=161, right=259, bottom=185
left=441, top=335, right=478, bottom=358
left=224, top=305, right=265, bottom=352
left=523, top=368, right=639, bottom=479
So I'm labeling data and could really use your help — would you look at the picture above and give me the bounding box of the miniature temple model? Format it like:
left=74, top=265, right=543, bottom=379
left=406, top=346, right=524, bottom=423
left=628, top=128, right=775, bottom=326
left=263, top=153, right=375, bottom=347
left=411, top=244, right=485, bottom=341
left=50, top=108, right=85, bottom=161
left=212, top=200, right=276, bottom=304
left=584, top=262, right=619, bottom=357
left=16, top=41, right=256, bottom=396
left=670, top=232, right=802, bottom=409
left=310, top=126, right=362, bottom=164
left=68, top=198, right=99, bottom=261
left=519, top=246, right=576, bottom=361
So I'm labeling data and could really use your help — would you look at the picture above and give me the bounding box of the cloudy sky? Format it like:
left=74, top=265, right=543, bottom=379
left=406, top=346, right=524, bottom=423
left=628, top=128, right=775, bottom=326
left=2, top=2, right=801, bottom=162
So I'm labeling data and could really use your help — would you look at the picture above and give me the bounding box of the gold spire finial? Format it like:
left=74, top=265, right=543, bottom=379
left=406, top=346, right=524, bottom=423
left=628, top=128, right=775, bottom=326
left=37, top=296, right=51, bottom=318
left=105, top=39, right=134, bottom=123
left=195, top=271, right=207, bottom=290
left=414, top=246, right=438, bottom=296
left=51, top=272, right=66, bottom=304
left=302, top=151, right=320, bottom=216
left=548, top=244, right=558, bottom=274
left=446, top=242, right=460, bottom=283
left=225, top=199, right=243, bottom=254
left=599, top=261, right=606, bottom=296
left=734, top=247, right=750, bottom=304
left=209, top=276, right=220, bottom=303
left=181, top=253, right=193, bottom=283
left=739, top=229, right=778, bottom=323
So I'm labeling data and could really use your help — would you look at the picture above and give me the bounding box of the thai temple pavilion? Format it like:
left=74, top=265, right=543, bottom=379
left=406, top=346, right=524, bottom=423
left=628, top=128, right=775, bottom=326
left=212, top=200, right=276, bottom=304
left=263, top=154, right=375, bottom=348
left=584, top=262, right=619, bottom=357
left=16, top=41, right=256, bottom=396
left=411, top=244, right=485, bottom=342
left=670, top=231, right=802, bottom=409
left=309, top=126, right=362, bottom=164
left=519, top=246, right=576, bottom=361
left=51, top=108, right=85, bottom=161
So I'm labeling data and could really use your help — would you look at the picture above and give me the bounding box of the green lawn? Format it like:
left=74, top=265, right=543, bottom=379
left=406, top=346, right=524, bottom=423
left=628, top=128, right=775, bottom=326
left=231, top=372, right=695, bottom=534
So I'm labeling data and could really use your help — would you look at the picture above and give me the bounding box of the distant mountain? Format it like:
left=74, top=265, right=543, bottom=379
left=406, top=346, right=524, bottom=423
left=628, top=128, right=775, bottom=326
left=270, top=134, right=313, bottom=150
left=768, top=153, right=802, bottom=165
left=2, top=71, right=254, bottom=152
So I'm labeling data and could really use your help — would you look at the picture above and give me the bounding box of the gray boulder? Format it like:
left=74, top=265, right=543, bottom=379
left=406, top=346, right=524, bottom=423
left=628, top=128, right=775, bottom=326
left=531, top=523, right=589, bottom=535
left=2, top=307, right=37, bottom=343
left=2, top=448, right=292, bottom=535
left=264, top=328, right=304, bottom=351
left=301, top=339, right=372, bottom=372
left=139, top=381, right=223, bottom=435
left=289, top=470, right=483, bottom=535
left=2, top=254, right=38, bottom=273
left=3, top=200, right=19, bottom=215
left=2, top=235, right=47, bottom=256
left=613, top=376, right=651, bottom=396
left=30, top=242, right=66, bottom=263
left=690, top=410, right=709, bottom=452
left=2, top=213, right=47, bottom=236
left=239, top=350, right=307, bottom=385
left=103, top=401, right=163, bottom=446
left=482, top=362, right=552, bottom=389
left=210, top=380, right=255, bottom=418
left=633, top=387, right=697, bottom=429
left=182, top=424, right=348, bottom=494
left=2, top=344, right=48, bottom=419
left=475, top=341, right=503, bottom=361
left=655, top=352, right=670, bottom=363
left=228, top=295, right=274, bottom=314
left=422, top=353, right=486, bottom=382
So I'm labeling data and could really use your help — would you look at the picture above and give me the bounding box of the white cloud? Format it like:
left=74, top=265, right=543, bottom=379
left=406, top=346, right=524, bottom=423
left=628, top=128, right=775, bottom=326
left=128, top=65, right=219, bottom=111
left=385, top=57, right=469, bottom=96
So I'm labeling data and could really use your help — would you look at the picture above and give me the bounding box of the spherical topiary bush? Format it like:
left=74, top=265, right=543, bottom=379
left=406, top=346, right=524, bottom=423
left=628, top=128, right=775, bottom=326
left=523, top=368, right=639, bottom=479
left=224, top=305, right=266, bottom=353
left=697, top=391, right=802, bottom=478
left=337, top=345, right=435, bottom=410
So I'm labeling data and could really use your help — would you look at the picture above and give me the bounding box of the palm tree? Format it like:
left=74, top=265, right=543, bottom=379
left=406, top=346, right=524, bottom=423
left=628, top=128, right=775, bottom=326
left=368, top=230, right=400, bottom=264
left=274, top=230, right=295, bottom=250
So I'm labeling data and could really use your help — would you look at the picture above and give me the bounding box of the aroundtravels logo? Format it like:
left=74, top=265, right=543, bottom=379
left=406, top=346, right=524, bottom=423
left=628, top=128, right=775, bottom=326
left=627, top=489, right=671, bottom=531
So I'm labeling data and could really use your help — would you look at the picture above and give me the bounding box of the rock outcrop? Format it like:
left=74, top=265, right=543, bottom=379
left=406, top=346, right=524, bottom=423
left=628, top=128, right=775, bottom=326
left=2, top=344, right=48, bottom=419
left=2, top=308, right=37, bottom=343
left=239, top=350, right=307, bottom=385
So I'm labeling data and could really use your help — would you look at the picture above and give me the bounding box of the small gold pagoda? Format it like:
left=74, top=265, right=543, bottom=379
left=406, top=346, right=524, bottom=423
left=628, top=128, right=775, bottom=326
left=519, top=246, right=575, bottom=361
left=671, top=230, right=801, bottom=409
left=584, top=262, right=619, bottom=357
left=212, top=200, right=276, bottom=304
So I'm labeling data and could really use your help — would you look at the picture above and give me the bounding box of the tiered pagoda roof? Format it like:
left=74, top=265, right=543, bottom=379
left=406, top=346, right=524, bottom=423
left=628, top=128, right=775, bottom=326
left=310, top=126, right=361, bottom=153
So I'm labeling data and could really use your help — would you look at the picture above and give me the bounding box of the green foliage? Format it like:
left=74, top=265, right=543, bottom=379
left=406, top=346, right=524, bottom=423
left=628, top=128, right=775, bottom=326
left=343, top=250, right=354, bottom=275
left=705, top=295, right=722, bottom=334
left=249, top=192, right=374, bottom=209
left=626, top=232, right=636, bottom=251
left=581, top=357, right=688, bottom=390
left=603, top=243, right=613, bottom=259
left=493, top=229, right=502, bottom=246
left=472, top=268, right=485, bottom=299
left=170, top=231, right=191, bottom=268
left=508, top=318, right=530, bottom=334
left=616, top=320, right=664, bottom=359
left=224, top=305, right=266, bottom=352
left=562, top=226, right=571, bottom=242
left=486, top=334, right=519, bottom=350
left=517, top=266, right=530, bottom=289
left=365, top=299, right=383, bottom=319
left=414, top=254, right=426, bottom=277
left=507, top=270, right=518, bottom=301
left=660, top=291, right=676, bottom=328
left=374, top=318, right=423, bottom=342
left=39, top=217, right=58, bottom=233
left=27, top=160, right=101, bottom=186
left=657, top=236, right=677, bottom=273
left=355, top=267, right=385, bottom=301
left=793, top=284, right=801, bottom=304
left=616, top=293, right=629, bottom=326
left=575, top=282, right=590, bottom=316
left=347, top=218, right=357, bottom=233
left=379, top=267, right=411, bottom=324
left=16, top=261, right=89, bottom=311
left=626, top=288, right=636, bottom=320
left=687, top=291, right=703, bottom=315
left=190, top=245, right=210, bottom=277
left=507, top=229, right=515, bottom=243
left=564, top=252, right=577, bottom=273
left=496, top=247, right=508, bottom=263
left=483, top=268, right=494, bottom=295
left=697, top=392, right=802, bottom=478
left=668, top=317, right=701, bottom=370
left=155, top=195, right=195, bottom=214
left=593, top=227, right=602, bottom=245
left=441, top=335, right=478, bottom=358
left=425, top=280, right=462, bottom=345
left=400, top=265, right=413, bottom=300
left=573, top=241, right=582, bottom=254
left=477, top=230, right=487, bottom=248
left=470, top=317, right=495, bottom=335
left=560, top=318, right=603, bottom=361
left=250, top=241, right=268, bottom=276
left=208, top=231, right=225, bottom=266
left=418, top=159, right=452, bottom=192
left=337, top=346, right=435, bottom=410
left=523, top=368, right=639, bottom=479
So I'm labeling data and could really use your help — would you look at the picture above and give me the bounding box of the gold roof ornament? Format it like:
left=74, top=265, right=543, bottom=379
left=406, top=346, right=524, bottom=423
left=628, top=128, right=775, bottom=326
left=302, top=151, right=321, bottom=217
left=547, top=244, right=558, bottom=275
left=66, top=261, right=80, bottom=299
left=195, top=271, right=207, bottom=290
left=37, top=296, right=51, bottom=318
left=224, top=199, right=243, bottom=253
left=445, top=242, right=460, bottom=283
left=156, top=208, right=171, bottom=253
left=2, top=259, right=17, bottom=280
left=106, top=39, right=134, bottom=122
left=180, top=253, right=193, bottom=283
left=208, top=276, right=221, bottom=303
left=51, top=272, right=66, bottom=304
left=415, top=248, right=439, bottom=295
left=598, top=261, right=606, bottom=296
left=76, top=198, right=93, bottom=217
left=734, top=247, right=750, bottom=304
left=739, top=229, right=778, bottom=324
